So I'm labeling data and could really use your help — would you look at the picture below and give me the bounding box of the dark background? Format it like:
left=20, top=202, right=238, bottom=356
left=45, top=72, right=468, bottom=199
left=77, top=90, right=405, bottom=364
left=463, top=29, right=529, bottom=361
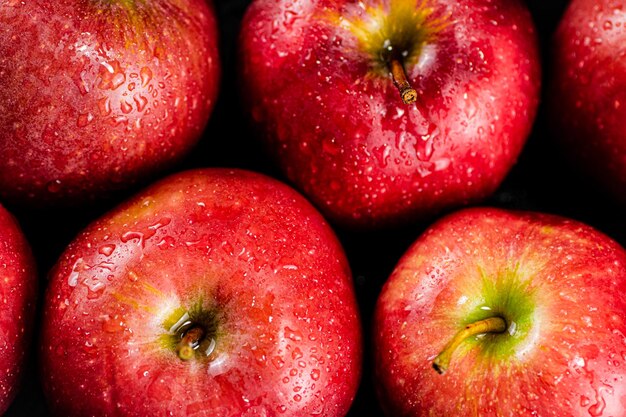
left=8, top=0, right=621, bottom=415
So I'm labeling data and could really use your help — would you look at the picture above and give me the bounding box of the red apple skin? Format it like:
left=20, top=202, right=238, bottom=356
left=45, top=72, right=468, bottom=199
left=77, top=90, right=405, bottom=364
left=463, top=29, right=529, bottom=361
left=41, top=169, right=362, bottom=417
left=0, top=206, right=37, bottom=415
left=0, top=0, right=219, bottom=205
left=552, top=0, right=626, bottom=203
left=375, top=208, right=626, bottom=416
left=240, top=0, right=540, bottom=228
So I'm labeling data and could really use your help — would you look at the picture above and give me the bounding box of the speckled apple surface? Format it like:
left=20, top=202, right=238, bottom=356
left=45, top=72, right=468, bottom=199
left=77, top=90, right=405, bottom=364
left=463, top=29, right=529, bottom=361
left=552, top=0, right=626, bottom=206
left=375, top=208, right=626, bottom=417
left=240, top=0, right=541, bottom=228
left=0, top=0, right=220, bottom=205
left=41, top=169, right=362, bottom=417
left=0, top=207, right=36, bottom=415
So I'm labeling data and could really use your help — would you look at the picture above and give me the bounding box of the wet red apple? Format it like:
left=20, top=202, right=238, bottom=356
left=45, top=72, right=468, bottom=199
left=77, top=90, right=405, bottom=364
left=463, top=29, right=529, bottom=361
left=240, top=0, right=541, bottom=228
left=551, top=0, right=626, bottom=203
left=0, top=206, right=36, bottom=415
left=0, top=0, right=220, bottom=205
left=375, top=208, right=626, bottom=416
left=41, top=169, right=362, bottom=416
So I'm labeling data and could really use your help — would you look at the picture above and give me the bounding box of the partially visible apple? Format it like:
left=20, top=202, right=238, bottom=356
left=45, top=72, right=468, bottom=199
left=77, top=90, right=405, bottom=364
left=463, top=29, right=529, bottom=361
left=551, top=0, right=626, bottom=203
left=240, top=0, right=540, bottom=228
left=375, top=208, right=626, bottom=416
left=0, top=0, right=220, bottom=205
left=0, top=206, right=36, bottom=415
left=41, top=169, right=362, bottom=416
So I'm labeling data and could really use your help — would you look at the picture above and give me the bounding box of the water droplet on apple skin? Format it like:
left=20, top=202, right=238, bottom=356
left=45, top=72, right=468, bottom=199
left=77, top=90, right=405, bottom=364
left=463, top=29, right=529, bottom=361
left=120, top=99, right=133, bottom=114
left=588, top=387, right=607, bottom=417
left=98, top=244, right=116, bottom=257
left=76, top=112, right=94, bottom=127
left=120, top=231, right=145, bottom=247
left=46, top=179, right=63, bottom=193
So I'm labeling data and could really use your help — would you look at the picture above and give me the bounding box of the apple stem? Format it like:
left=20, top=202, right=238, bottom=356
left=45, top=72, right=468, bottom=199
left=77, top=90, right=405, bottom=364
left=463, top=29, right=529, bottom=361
left=177, top=326, right=204, bottom=361
left=432, top=316, right=507, bottom=375
left=389, top=58, right=417, bottom=105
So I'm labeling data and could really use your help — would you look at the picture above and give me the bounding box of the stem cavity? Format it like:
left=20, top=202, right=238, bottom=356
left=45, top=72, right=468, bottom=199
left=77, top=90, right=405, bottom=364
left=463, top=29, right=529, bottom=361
left=177, top=326, right=205, bottom=361
left=432, top=316, right=507, bottom=375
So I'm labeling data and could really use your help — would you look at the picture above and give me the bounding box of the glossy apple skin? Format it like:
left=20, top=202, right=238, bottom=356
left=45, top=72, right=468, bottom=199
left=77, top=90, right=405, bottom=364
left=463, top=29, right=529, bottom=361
left=0, top=0, right=219, bottom=205
left=0, top=206, right=36, bottom=415
left=240, top=0, right=540, bottom=228
left=375, top=208, right=626, bottom=417
left=552, top=0, right=626, bottom=203
left=41, top=169, right=362, bottom=417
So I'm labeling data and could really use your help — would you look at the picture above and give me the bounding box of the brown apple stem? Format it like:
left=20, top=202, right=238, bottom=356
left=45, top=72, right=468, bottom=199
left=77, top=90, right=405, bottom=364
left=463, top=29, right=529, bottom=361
left=432, top=316, right=507, bottom=375
left=389, top=59, right=417, bottom=105
left=177, top=326, right=204, bottom=361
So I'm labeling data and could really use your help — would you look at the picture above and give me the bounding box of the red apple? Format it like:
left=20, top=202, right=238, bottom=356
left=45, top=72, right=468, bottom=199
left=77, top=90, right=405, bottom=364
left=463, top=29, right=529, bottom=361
left=0, top=206, right=36, bottom=415
left=374, top=207, right=626, bottom=416
left=240, top=0, right=540, bottom=228
left=0, top=0, right=220, bottom=205
left=41, top=168, right=362, bottom=416
left=551, top=0, right=626, bottom=203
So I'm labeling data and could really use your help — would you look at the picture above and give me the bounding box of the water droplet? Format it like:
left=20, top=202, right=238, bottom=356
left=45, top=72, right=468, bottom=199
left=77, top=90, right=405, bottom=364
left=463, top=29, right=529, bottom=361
left=252, top=347, right=267, bottom=365
left=76, top=113, right=94, bottom=128
left=149, top=217, right=172, bottom=231
left=285, top=326, right=303, bottom=341
left=98, top=60, right=126, bottom=90
left=67, top=258, right=86, bottom=287
left=83, top=340, right=96, bottom=353
left=157, top=236, right=176, bottom=250
left=416, top=123, right=439, bottom=162
left=372, top=145, right=391, bottom=167
left=67, top=270, right=79, bottom=287
left=393, top=107, right=405, bottom=119
left=121, top=231, right=145, bottom=247
left=293, top=394, right=302, bottom=402
left=140, top=67, right=153, bottom=88
left=99, top=244, right=116, bottom=257
left=120, top=100, right=133, bottom=114
left=46, top=180, right=63, bottom=193
left=127, top=270, right=139, bottom=282
left=73, top=72, right=90, bottom=95
left=589, top=396, right=606, bottom=416
left=108, top=115, right=128, bottom=127
left=272, top=356, right=285, bottom=369
left=82, top=273, right=105, bottom=296
left=434, top=158, right=451, bottom=171
left=311, top=369, right=320, bottom=381
left=291, top=347, right=303, bottom=360
left=86, top=283, right=105, bottom=299
left=133, top=94, right=148, bottom=112
left=98, top=97, right=112, bottom=116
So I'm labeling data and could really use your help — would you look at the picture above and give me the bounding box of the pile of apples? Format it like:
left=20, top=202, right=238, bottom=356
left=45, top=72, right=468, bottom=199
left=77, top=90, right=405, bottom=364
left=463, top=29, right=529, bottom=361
left=1, top=0, right=626, bottom=416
